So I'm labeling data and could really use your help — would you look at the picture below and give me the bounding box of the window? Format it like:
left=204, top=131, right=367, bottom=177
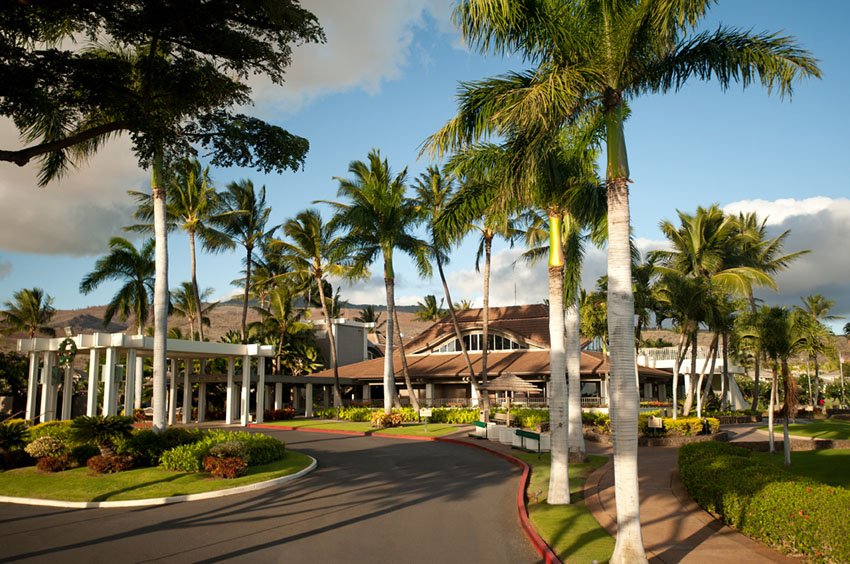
left=432, top=332, right=527, bottom=353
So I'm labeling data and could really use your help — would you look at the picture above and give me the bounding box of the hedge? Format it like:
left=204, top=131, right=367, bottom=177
left=678, top=442, right=850, bottom=562
left=314, top=406, right=479, bottom=424
left=160, top=431, right=285, bottom=473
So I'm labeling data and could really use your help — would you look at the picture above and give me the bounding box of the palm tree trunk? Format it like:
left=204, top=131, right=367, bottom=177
left=189, top=230, right=204, bottom=342
left=604, top=100, right=647, bottom=562
left=720, top=332, right=730, bottom=410
left=566, top=299, right=585, bottom=461
left=683, top=333, right=698, bottom=416
left=696, top=333, right=718, bottom=418
left=317, top=276, right=343, bottom=409
left=480, top=235, right=492, bottom=407
left=382, top=253, right=396, bottom=415
left=547, top=263, right=570, bottom=504
left=748, top=294, right=761, bottom=412
left=151, top=151, right=168, bottom=434
left=768, top=362, right=777, bottom=453
left=393, top=308, right=420, bottom=412
left=436, top=254, right=482, bottom=415
left=782, top=359, right=792, bottom=466
left=672, top=332, right=690, bottom=420
left=241, top=245, right=252, bottom=341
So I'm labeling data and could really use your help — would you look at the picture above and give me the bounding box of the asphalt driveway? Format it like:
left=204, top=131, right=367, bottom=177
left=0, top=430, right=537, bottom=563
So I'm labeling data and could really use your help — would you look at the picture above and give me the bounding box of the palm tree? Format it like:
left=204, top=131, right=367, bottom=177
left=170, top=282, right=217, bottom=340
left=355, top=306, right=386, bottom=339
left=454, top=299, right=473, bottom=311
left=414, top=295, right=446, bottom=322
left=321, top=149, right=430, bottom=414
left=249, top=285, right=313, bottom=375
left=428, top=3, right=818, bottom=559
left=128, top=159, right=233, bottom=341
left=71, top=415, right=134, bottom=458
left=219, top=179, right=273, bottom=341
left=277, top=208, right=357, bottom=408
left=1, top=288, right=56, bottom=338
left=797, top=294, right=839, bottom=408
left=80, top=237, right=155, bottom=334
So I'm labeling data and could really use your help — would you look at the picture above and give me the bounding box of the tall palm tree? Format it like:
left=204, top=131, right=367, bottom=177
left=797, top=294, right=839, bottom=408
left=170, top=282, right=217, bottom=341
left=219, top=179, right=273, bottom=341
left=1, top=288, right=56, bottom=338
left=249, top=285, right=312, bottom=375
left=322, top=149, right=430, bottom=414
left=414, top=295, right=446, bottom=322
left=128, top=158, right=233, bottom=341
left=355, top=306, right=386, bottom=339
left=277, top=208, right=356, bottom=408
left=428, top=2, right=818, bottom=559
left=80, top=237, right=155, bottom=334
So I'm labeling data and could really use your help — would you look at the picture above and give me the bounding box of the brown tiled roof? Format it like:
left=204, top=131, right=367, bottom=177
left=309, top=349, right=671, bottom=381
left=405, top=304, right=552, bottom=352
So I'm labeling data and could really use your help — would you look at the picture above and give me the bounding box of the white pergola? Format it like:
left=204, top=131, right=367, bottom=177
left=17, top=332, right=276, bottom=427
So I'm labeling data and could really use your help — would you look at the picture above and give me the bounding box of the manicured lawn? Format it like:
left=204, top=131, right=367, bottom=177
left=760, top=419, right=850, bottom=440
left=0, top=451, right=313, bottom=502
left=754, top=448, right=850, bottom=488
left=513, top=451, right=613, bottom=563
left=259, top=419, right=465, bottom=437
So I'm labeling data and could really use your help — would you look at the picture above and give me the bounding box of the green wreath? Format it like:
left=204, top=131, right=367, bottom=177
left=58, top=338, right=77, bottom=366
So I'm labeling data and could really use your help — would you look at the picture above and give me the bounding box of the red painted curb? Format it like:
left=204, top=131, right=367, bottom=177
left=248, top=424, right=561, bottom=563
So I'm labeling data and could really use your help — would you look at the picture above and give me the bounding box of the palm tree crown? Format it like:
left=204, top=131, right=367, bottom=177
left=1, top=287, right=56, bottom=338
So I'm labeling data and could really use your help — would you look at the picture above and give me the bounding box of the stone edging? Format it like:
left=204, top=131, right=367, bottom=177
left=0, top=456, right=317, bottom=509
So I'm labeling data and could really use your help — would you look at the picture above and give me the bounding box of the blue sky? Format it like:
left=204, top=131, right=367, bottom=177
left=1, top=0, right=848, bottom=329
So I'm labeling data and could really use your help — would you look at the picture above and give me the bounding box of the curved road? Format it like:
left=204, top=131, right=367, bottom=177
left=0, top=430, right=537, bottom=563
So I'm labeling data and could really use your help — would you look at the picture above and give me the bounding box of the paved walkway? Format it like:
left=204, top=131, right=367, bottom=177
left=584, top=442, right=797, bottom=563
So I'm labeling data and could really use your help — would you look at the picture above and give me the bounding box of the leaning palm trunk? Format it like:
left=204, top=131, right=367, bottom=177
left=382, top=265, right=396, bottom=415
left=768, top=362, right=777, bottom=453
left=240, top=245, right=253, bottom=341
left=394, top=308, right=420, bottom=412
left=317, top=278, right=343, bottom=409
left=672, top=332, right=690, bottom=420
left=151, top=152, right=168, bottom=433
left=436, top=255, right=482, bottom=414
left=720, top=333, right=730, bottom=410
left=189, top=230, right=205, bottom=342
left=605, top=117, right=647, bottom=563
left=480, top=237, right=492, bottom=406
left=565, top=300, right=585, bottom=461
left=781, top=359, right=796, bottom=466
left=748, top=294, right=762, bottom=412
left=683, top=333, right=699, bottom=416
left=696, top=333, right=718, bottom=418
left=547, top=263, right=570, bottom=504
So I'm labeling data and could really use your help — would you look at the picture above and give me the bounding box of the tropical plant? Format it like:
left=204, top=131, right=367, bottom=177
left=71, top=415, right=134, bottom=457
left=248, top=285, right=310, bottom=374
left=454, top=299, right=474, bottom=311
left=127, top=158, right=233, bottom=341
left=1, top=287, right=56, bottom=338
left=414, top=295, right=446, bottom=322
left=322, top=149, right=430, bottom=414
left=170, top=282, right=218, bottom=341
left=796, top=294, right=840, bottom=409
left=219, top=179, right=273, bottom=341
left=355, top=306, right=386, bottom=338
left=0, top=420, right=29, bottom=452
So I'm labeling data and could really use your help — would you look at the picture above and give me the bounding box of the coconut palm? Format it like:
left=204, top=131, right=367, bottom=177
left=170, top=282, right=218, bottom=341
left=276, top=208, right=357, bottom=408
left=796, top=294, right=840, bottom=408
left=249, top=285, right=313, bottom=375
left=414, top=295, right=446, bottom=322
left=454, top=299, right=474, bottom=311
left=355, top=306, right=386, bottom=339
left=219, top=179, right=273, bottom=341
left=321, top=149, right=430, bottom=414
left=80, top=237, right=155, bottom=334
left=428, top=2, right=818, bottom=558
left=128, top=158, right=233, bottom=341
left=1, top=288, right=56, bottom=338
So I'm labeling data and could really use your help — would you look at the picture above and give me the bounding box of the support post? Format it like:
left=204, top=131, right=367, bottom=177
left=134, top=355, right=143, bottom=410
left=322, top=385, right=329, bottom=408
left=240, top=355, right=250, bottom=426
left=255, top=357, right=266, bottom=424
left=102, top=347, right=117, bottom=416
left=293, top=385, right=301, bottom=411
left=274, top=383, right=283, bottom=410
left=25, top=352, right=39, bottom=421
left=362, top=384, right=371, bottom=402
left=168, top=358, right=177, bottom=425
left=305, top=383, right=314, bottom=418
left=87, top=349, right=100, bottom=416
left=425, top=383, right=434, bottom=407
left=40, top=351, right=55, bottom=422
left=198, top=382, right=207, bottom=422
left=61, top=364, right=73, bottom=420
left=124, top=349, right=137, bottom=417
left=183, top=358, right=192, bottom=424
left=226, top=357, right=235, bottom=424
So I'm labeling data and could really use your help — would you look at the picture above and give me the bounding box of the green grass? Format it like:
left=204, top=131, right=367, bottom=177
left=513, top=452, right=613, bottom=563
left=759, top=419, right=850, bottom=440
left=260, top=419, right=464, bottom=437
left=0, top=451, right=313, bottom=502
left=754, top=448, right=850, bottom=488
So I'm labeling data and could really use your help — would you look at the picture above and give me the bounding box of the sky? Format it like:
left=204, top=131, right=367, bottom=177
left=1, top=0, right=848, bottom=332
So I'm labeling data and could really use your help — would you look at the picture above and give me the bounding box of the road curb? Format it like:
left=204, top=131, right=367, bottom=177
left=0, top=456, right=317, bottom=509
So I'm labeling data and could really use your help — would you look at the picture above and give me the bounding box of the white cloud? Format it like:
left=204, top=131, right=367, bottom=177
left=338, top=271, right=423, bottom=306
left=723, top=197, right=837, bottom=226
left=0, top=259, right=10, bottom=279
left=0, top=120, right=146, bottom=255
left=248, top=0, right=454, bottom=113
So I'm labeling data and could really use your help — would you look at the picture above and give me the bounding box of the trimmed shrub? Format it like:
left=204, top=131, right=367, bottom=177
left=264, top=407, right=296, bottom=421
left=118, top=427, right=204, bottom=467
left=25, top=436, right=67, bottom=459
left=370, top=412, right=403, bottom=428
left=28, top=420, right=75, bottom=444
left=679, top=442, right=850, bottom=562
left=209, top=441, right=250, bottom=464
left=203, top=456, right=248, bottom=479
left=581, top=412, right=611, bottom=432
left=160, top=431, right=285, bottom=472
left=87, top=454, right=134, bottom=474
left=429, top=407, right=479, bottom=424
left=0, top=420, right=30, bottom=452
left=36, top=454, right=72, bottom=472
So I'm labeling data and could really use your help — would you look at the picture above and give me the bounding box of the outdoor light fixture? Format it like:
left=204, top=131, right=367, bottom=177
left=64, top=326, right=73, bottom=337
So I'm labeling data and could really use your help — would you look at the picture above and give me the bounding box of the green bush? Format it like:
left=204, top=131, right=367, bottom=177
left=0, top=420, right=30, bottom=451
left=25, top=436, right=67, bottom=458
left=69, top=443, right=100, bottom=466
left=371, top=412, right=403, bottom=428
left=208, top=440, right=250, bottom=463
left=494, top=408, right=549, bottom=429
left=118, top=427, right=204, bottom=466
left=429, top=407, right=479, bottom=424
left=679, top=442, right=850, bottom=562
left=28, top=420, right=75, bottom=444
left=160, top=431, right=285, bottom=472
left=582, top=412, right=611, bottom=432
left=638, top=415, right=719, bottom=437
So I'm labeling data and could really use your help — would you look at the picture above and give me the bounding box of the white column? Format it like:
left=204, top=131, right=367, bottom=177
left=305, top=383, right=314, bottom=418
left=362, top=384, right=371, bottom=401
left=197, top=382, right=207, bottom=422
left=40, top=351, right=55, bottom=422
left=240, top=355, right=250, bottom=426
left=322, top=386, right=329, bottom=408
left=182, top=358, right=192, bottom=424
left=274, top=383, right=283, bottom=410
left=102, top=347, right=117, bottom=416
left=168, top=358, right=177, bottom=425
left=470, top=381, right=479, bottom=407
left=134, top=355, right=143, bottom=410
left=225, top=357, right=235, bottom=424
left=87, top=349, right=100, bottom=416
left=293, top=385, right=301, bottom=410
left=124, top=349, right=137, bottom=417
left=25, top=353, right=39, bottom=421
left=425, top=383, right=434, bottom=407
left=61, top=364, right=73, bottom=420
left=255, top=357, right=266, bottom=424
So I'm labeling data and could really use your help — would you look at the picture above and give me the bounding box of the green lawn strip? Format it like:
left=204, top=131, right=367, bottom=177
left=754, top=448, right=850, bottom=488
left=0, top=451, right=313, bottom=502
left=512, top=452, right=614, bottom=563
left=260, top=419, right=464, bottom=437
left=758, top=419, right=850, bottom=440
